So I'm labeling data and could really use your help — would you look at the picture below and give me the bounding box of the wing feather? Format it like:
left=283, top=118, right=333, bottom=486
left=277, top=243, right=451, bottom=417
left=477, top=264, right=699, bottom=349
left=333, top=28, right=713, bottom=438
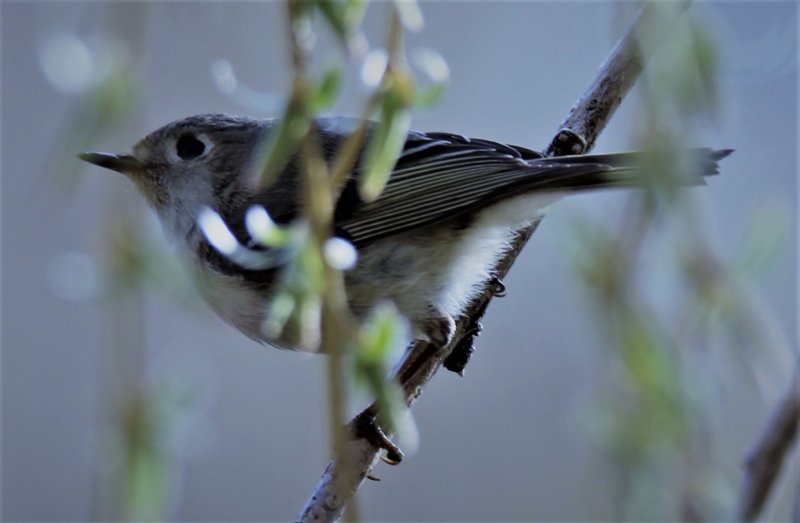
left=321, top=121, right=727, bottom=248
left=339, top=153, right=616, bottom=245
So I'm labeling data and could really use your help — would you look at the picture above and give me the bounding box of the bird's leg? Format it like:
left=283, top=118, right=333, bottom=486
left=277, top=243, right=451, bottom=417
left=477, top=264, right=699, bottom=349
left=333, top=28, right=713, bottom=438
left=350, top=300, right=488, bottom=464
left=349, top=307, right=453, bottom=466
left=443, top=320, right=482, bottom=377
left=420, top=306, right=456, bottom=347
left=443, top=276, right=503, bottom=375
left=352, top=406, right=405, bottom=465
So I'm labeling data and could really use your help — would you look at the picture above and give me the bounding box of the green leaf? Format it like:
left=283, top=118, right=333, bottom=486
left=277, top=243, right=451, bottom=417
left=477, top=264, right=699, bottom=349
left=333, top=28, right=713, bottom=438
left=354, top=303, right=407, bottom=433
left=89, top=64, right=138, bottom=124
left=690, top=23, right=718, bottom=103
left=315, top=0, right=368, bottom=56
left=414, top=83, right=446, bottom=108
left=119, top=396, right=168, bottom=521
left=357, top=302, right=403, bottom=363
left=263, top=291, right=296, bottom=339
left=412, top=48, right=448, bottom=107
left=344, top=0, right=367, bottom=25
left=300, top=242, right=327, bottom=293
left=359, top=97, right=411, bottom=202
left=315, top=0, right=367, bottom=42
left=315, top=0, right=350, bottom=43
left=255, top=105, right=309, bottom=187
left=245, top=206, right=291, bottom=247
left=296, top=292, right=322, bottom=350
left=392, top=0, right=424, bottom=32
left=311, top=66, right=342, bottom=111
left=737, top=204, right=790, bottom=275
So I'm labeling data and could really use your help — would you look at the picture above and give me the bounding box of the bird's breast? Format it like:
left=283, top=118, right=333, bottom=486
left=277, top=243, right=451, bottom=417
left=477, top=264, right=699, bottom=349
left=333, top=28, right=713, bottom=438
left=192, top=261, right=271, bottom=343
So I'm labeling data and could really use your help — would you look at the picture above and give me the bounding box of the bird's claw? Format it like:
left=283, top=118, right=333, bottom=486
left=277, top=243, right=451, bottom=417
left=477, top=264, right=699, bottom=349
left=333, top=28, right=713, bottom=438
left=443, top=320, right=482, bottom=376
left=489, top=276, right=506, bottom=297
left=354, top=411, right=405, bottom=465
left=548, top=129, right=587, bottom=156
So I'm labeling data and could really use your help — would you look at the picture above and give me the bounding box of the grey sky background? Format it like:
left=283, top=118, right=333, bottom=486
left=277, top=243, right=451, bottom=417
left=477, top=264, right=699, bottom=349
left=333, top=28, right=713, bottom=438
left=2, top=2, right=797, bottom=521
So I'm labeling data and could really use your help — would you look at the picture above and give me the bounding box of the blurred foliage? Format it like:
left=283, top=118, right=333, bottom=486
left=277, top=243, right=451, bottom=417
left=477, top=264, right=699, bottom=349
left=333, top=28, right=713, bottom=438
left=232, top=4, right=449, bottom=518
left=235, top=2, right=448, bottom=478
left=47, top=7, right=194, bottom=521
left=117, top=394, right=169, bottom=521
left=45, top=44, right=139, bottom=193
left=63, top=1, right=797, bottom=521
left=115, top=368, right=205, bottom=521
left=570, top=3, right=793, bottom=520
left=102, top=213, right=196, bottom=305
left=354, top=303, right=408, bottom=436
left=61, top=1, right=448, bottom=516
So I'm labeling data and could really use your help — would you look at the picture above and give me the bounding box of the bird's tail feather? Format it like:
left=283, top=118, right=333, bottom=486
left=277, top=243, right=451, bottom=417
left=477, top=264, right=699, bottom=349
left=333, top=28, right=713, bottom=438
left=526, top=148, right=733, bottom=193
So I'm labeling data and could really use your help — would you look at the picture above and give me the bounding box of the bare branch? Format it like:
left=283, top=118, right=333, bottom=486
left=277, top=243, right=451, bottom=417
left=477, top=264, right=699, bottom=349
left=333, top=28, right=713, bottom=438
left=735, top=363, right=800, bottom=521
left=297, top=4, right=686, bottom=522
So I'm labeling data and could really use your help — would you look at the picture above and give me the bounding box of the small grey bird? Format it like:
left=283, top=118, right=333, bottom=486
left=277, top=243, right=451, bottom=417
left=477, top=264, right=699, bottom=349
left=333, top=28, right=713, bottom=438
left=80, top=114, right=730, bottom=351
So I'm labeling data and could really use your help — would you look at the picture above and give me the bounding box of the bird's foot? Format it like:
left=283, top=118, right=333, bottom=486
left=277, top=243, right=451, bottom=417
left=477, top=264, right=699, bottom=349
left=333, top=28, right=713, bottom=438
left=443, top=320, right=482, bottom=376
left=422, top=307, right=455, bottom=348
left=489, top=275, right=506, bottom=297
left=548, top=129, right=587, bottom=156
left=443, top=293, right=493, bottom=376
left=353, top=410, right=405, bottom=465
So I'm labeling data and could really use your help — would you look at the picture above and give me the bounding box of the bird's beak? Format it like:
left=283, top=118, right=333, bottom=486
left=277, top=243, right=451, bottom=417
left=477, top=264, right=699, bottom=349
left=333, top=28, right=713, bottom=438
left=78, top=152, right=144, bottom=174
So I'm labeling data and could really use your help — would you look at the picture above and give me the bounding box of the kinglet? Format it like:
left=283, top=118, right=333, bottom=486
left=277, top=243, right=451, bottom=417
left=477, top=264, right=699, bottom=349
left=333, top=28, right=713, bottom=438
left=80, top=114, right=730, bottom=350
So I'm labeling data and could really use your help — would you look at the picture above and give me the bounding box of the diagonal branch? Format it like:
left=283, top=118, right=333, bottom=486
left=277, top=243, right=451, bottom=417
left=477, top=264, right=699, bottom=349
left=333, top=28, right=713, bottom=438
left=735, top=362, right=800, bottom=521
left=297, top=4, right=686, bottom=522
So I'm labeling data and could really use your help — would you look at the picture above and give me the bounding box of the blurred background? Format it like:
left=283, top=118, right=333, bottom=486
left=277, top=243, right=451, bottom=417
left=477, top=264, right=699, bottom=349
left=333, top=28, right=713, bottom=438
left=2, top=1, right=797, bottom=521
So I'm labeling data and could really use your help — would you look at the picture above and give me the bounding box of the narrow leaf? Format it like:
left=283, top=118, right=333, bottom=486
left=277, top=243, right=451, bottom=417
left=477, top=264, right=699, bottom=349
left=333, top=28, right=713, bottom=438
left=359, top=100, right=410, bottom=202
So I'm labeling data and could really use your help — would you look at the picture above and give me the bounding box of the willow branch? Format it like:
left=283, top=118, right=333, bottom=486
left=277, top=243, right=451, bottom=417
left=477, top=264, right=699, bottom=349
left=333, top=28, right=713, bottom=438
left=734, top=362, right=800, bottom=521
left=297, top=4, right=680, bottom=522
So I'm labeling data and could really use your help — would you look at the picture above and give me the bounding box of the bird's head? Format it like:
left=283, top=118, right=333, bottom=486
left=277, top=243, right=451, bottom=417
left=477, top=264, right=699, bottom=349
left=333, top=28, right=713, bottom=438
left=80, top=113, right=267, bottom=239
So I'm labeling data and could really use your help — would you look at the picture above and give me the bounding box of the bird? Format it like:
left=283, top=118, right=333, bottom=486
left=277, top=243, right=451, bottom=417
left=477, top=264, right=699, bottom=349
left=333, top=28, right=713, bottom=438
left=79, top=113, right=731, bottom=353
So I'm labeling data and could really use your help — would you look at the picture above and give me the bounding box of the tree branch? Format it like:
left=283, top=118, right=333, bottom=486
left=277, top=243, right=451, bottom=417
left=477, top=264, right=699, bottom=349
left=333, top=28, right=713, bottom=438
left=297, top=4, right=684, bottom=522
left=735, top=362, right=800, bottom=521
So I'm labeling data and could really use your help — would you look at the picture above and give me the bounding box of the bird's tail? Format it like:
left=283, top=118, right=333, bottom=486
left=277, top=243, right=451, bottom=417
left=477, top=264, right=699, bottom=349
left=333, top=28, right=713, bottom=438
left=521, top=148, right=733, bottom=193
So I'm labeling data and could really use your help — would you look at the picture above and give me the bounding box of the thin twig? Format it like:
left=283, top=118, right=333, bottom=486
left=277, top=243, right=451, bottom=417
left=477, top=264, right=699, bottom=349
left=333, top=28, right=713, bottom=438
left=297, top=4, right=682, bottom=522
left=285, top=1, right=363, bottom=520
left=735, top=363, right=800, bottom=521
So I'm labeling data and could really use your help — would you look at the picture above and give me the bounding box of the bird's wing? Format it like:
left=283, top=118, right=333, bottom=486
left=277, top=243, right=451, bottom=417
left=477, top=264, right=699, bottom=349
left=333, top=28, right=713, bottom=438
left=334, top=130, right=624, bottom=247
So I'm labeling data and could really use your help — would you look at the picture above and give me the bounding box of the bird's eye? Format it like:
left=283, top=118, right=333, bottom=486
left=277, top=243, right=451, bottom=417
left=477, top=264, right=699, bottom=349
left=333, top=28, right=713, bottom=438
left=176, top=133, right=206, bottom=160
